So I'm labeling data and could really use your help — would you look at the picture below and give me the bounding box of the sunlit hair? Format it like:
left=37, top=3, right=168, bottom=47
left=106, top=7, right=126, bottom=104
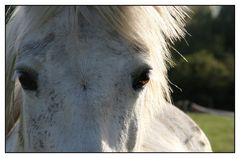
left=6, top=6, right=189, bottom=135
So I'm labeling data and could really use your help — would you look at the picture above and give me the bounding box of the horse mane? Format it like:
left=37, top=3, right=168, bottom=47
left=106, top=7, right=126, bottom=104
left=6, top=6, right=189, bottom=135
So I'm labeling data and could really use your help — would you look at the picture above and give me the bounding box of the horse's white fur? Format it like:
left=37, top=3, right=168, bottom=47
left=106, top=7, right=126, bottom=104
left=6, top=6, right=211, bottom=152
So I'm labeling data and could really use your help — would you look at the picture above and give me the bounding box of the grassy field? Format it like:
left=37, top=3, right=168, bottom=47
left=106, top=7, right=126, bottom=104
left=188, top=113, right=234, bottom=152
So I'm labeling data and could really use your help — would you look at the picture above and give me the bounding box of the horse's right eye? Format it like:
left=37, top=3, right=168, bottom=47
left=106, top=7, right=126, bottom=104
left=18, top=71, right=38, bottom=91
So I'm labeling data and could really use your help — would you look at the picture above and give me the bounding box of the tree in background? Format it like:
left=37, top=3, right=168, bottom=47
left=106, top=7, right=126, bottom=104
left=170, top=6, right=235, bottom=111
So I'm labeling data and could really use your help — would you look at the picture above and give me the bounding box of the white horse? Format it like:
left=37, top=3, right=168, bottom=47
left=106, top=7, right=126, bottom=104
left=6, top=6, right=212, bottom=152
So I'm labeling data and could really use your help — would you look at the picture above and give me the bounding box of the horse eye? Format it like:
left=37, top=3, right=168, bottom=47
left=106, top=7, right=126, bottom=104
left=132, top=68, right=151, bottom=91
left=17, top=70, right=38, bottom=91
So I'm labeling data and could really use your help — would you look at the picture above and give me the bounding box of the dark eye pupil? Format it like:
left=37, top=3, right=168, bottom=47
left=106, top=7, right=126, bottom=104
left=18, top=71, right=38, bottom=91
left=132, top=69, right=150, bottom=90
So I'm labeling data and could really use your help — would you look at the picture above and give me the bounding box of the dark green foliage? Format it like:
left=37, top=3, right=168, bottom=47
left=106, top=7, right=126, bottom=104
left=170, top=6, right=235, bottom=111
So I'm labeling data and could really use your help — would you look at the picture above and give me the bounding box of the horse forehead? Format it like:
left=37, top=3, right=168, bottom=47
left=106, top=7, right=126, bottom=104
left=18, top=26, right=130, bottom=61
left=17, top=8, right=134, bottom=61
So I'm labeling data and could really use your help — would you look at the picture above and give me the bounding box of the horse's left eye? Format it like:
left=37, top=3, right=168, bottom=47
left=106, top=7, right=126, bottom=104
left=17, top=70, right=38, bottom=91
left=132, top=68, right=151, bottom=91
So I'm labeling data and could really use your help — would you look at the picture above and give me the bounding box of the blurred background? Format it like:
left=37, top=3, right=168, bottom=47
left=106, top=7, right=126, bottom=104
left=169, top=6, right=235, bottom=152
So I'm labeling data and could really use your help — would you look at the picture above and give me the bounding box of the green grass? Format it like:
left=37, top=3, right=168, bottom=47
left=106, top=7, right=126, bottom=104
left=188, top=113, right=234, bottom=152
